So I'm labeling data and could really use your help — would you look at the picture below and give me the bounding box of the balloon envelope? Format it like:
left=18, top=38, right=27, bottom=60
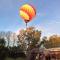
left=19, top=4, right=36, bottom=23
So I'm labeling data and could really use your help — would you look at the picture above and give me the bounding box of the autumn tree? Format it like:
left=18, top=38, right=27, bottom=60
left=18, top=27, right=41, bottom=52
left=49, top=35, right=60, bottom=47
left=44, top=35, right=60, bottom=48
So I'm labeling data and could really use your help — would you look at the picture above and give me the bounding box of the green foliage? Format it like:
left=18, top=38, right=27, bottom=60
left=0, top=38, right=6, bottom=46
left=0, top=46, right=8, bottom=60
left=0, top=46, right=26, bottom=60
left=0, top=31, right=26, bottom=60
left=8, top=46, right=26, bottom=58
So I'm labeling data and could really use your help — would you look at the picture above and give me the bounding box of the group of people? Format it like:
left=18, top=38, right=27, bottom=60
left=27, top=44, right=51, bottom=60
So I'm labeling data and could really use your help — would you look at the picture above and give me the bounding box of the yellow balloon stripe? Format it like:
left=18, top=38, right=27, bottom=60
left=19, top=10, right=29, bottom=20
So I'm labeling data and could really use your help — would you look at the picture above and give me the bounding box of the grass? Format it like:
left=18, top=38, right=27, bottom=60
left=5, top=57, right=26, bottom=60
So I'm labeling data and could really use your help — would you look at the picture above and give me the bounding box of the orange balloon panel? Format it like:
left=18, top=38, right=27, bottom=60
left=19, top=4, right=36, bottom=23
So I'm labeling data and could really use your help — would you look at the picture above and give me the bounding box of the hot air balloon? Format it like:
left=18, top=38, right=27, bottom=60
left=19, top=4, right=36, bottom=28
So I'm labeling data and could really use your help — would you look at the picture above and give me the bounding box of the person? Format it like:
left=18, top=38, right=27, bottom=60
left=27, top=44, right=39, bottom=60
left=45, top=53, right=51, bottom=60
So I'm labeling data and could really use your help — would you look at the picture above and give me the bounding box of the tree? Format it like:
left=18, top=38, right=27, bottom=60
left=49, top=35, right=60, bottom=47
left=0, top=38, right=8, bottom=60
left=6, top=31, right=18, bottom=47
left=6, top=31, right=12, bottom=47
left=0, top=38, right=6, bottom=46
left=8, top=46, right=26, bottom=60
left=44, top=35, right=60, bottom=48
left=18, top=27, right=41, bottom=52
left=40, top=36, right=47, bottom=48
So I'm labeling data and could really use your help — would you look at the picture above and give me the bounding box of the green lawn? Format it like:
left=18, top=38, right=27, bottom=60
left=5, top=57, right=26, bottom=60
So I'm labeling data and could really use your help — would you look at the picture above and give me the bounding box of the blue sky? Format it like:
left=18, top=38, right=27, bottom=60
left=0, top=0, right=60, bottom=36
